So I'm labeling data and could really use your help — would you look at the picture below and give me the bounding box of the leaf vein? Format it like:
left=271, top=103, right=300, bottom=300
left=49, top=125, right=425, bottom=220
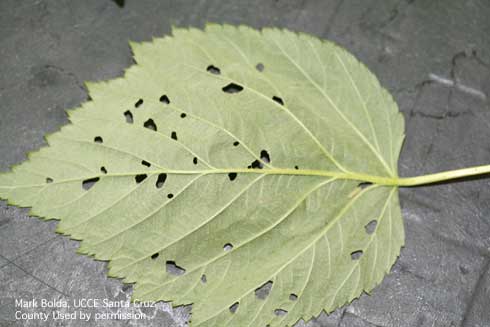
left=111, top=174, right=265, bottom=275
left=269, top=38, right=392, bottom=176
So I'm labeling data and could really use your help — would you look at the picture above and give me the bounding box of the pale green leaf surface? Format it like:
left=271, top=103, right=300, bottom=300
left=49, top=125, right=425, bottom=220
left=0, top=25, right=405, bottom=326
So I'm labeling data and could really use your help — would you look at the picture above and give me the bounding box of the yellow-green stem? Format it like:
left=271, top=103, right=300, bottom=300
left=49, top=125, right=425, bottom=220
left=393, top=164, right=490, bottom=186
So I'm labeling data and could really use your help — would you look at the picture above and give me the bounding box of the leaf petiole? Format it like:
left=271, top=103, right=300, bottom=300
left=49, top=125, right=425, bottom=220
left=393, top=164, right=490, bottom=187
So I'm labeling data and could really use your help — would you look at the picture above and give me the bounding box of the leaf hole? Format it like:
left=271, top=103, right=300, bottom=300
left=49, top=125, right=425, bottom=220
left=272, top=96, right=284, bottom=105
left=100, top=166, right=107, bottom=174
left=201, top=274, right=207, bottom=283
left=144, top=119, right=157, bottom=131
left=135, top=174, right=147, bottom=184
left=124, top=110, right=133, bottom=124
left=94, top=136, right=103, bottom=144
left=222, top=83, right=243, bottom=94
left=351, top=250, right=363, bottom=260
left=255, top=281, right=273, bottom=300
left=229, top=302, right=239, bottom=314
left=134, top=99, right=143, bottom=108
left=180, top=113, right=187, bottom=118
left=289, top=293, right=298, bottom=301
left=294, top=165, right=299, bottom=170
left=249, top=160, right=262, bottom=169
left=46, top=177, right=53, bottom=184
left=274, top=309, right=288, bottom=317
left=228, top=172, right=237, bottom=181
left=206, top=65, right=221, bottom=75
left=82, top=177, right=100, bottom=191
left=166, top=261, right=185, bottom=276
left=358, top=182, right=372, bottom=189
left=167, top=193, right=174, bottom=199
left=171, top=131, right=178, bottom=140
left=159, top=95, right=170, bottom=104
left=260, top=150, right=271, bottom=164
left=256, top=63, right=264, bottom=72
left=141, top=160, right=151, bottom=167
left=223, top=243, right=233, bottom=251
left=233, top=141, right=239, bottom=146
left=156, top=173, right=167, bottom=189
left=364, top=220, right=377, bottom=235
left=193, top=157, right=198, bottom=165
left=151, top=253, right=159, bottom=260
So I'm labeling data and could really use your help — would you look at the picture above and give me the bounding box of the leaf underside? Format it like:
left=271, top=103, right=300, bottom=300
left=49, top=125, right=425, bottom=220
left=0, top=25, right=405, bottom=326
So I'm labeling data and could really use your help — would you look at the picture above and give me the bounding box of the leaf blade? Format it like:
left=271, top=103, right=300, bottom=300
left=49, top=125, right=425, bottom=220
left=0, top=25, right=405, bottom=327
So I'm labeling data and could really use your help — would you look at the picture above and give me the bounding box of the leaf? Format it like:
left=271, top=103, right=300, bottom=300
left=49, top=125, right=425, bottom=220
left=0, top=24, right=405, bottom=326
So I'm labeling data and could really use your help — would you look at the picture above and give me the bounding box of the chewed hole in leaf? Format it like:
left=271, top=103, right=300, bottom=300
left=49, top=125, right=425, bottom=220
left=124, top=110, right=133, bottom=124
left=82, top=177, right=99, bottom=191
left=167, top=193, right=174, bottom=199
left=171, top=131, right=178, bottom=140
left=166, top=261, right=185, bottom=276
left=289, top=293, right=298, bottom=301
left=358, top=182, right=372, bottom=189
left=144, top=119, right=157, bottom=131
left=94, top=136, right=103, bottom=144
left=228, top=172, right=237, bottom=181
left=351, top=250, right=363, bottom=260
left=135, top=174, right=147, bottom=184
left=233, top=141, right=239, bottom=146
left=255, top=281, right=273, bottom=300
left=159, top=95, right=170, bottom=104
left=46, top=177, right=53, bottom=184
left=206, top=65, right=221, bottom=75
left=201, top=274, right=207, bottom=284
left=274, top=309, right=288, bottom=317
left=222, top=83, right=243, bottom=94
left=100, top=166, right=107, bottom=174
left=223, top=243, right=233, bottom=251
left=229, top=302, right=239, bottom=314
left=193, top=157, right=198, bottom=165
left=272, top=96, right=284, bottom=105
left=256, top=62, right=264, bottom=72
left=141, top=160, right=151, bottom=167
left=365, top=220, right=377, bottom=234
left=180, top=113, right=187, bottom=118
left=151, top=253, right=159, bottom=260
left=156, top=173, right=167, bottom=188
left=134, top=98, right=143, bottom=108
left=250, top=159, right=262, bottom=169
left=260, top=150, right=271, bottom=163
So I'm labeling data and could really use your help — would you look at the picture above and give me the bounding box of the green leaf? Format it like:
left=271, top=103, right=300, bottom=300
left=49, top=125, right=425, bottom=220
left=0, top=24, right=406, bottom=326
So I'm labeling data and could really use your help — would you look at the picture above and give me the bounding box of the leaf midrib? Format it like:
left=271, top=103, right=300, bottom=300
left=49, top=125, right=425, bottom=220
left=0, top=166, right=402, bottom=191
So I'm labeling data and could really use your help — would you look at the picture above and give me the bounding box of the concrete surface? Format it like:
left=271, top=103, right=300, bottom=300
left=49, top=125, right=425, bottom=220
left=0, top=0, right=489, bottom=326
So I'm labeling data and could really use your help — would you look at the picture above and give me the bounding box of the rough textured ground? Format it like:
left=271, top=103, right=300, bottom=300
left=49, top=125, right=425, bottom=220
left=0, top=0, right=489, bottom=326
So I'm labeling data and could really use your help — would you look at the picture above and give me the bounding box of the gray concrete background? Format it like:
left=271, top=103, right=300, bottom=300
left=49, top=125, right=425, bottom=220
left=0, top=0, right=489, bottom=326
